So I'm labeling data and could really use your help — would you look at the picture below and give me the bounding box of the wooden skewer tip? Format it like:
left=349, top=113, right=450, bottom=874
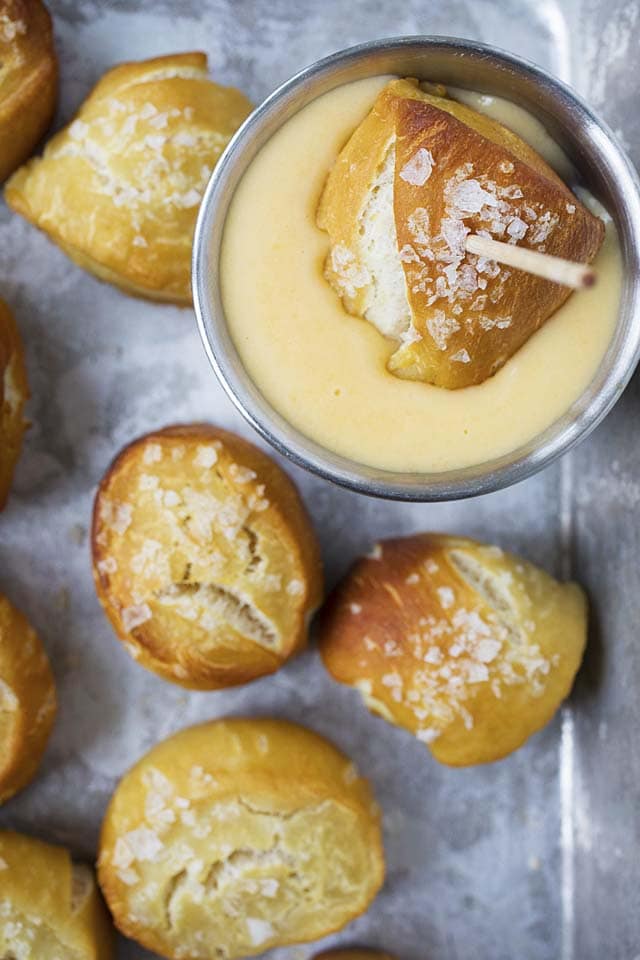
left=464, top=234, right=597, bottom=291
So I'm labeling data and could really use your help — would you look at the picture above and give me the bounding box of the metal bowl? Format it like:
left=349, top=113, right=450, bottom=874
left=193, top=36, right=640, bottom=501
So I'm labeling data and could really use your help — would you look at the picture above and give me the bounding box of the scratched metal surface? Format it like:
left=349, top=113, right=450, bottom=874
left=0, top=1, right=638, bottom=958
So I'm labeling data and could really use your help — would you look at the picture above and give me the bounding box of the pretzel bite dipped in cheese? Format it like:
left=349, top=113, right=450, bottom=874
left=0, top=831, right=113, bottom=959
left=5, top=52, right=252, bottom=303
left=317, top=78, right=604, bottom=388
left=98, top=718, right=384, bottom=960
left=0, top=298, right=29, bottom=510
left=0, top=593, right=56, bottom=804
left=0, top=0, right=57, bottom=183
left=92, top=425, right=323, bottom=689
left=319, top=534, right=587, bottom=765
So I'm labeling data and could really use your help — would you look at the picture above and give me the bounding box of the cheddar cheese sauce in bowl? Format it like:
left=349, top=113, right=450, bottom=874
left=193, top=36, right=640, bottom=501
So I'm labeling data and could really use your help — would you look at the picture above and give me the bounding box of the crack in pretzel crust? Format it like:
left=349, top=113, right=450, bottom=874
left=154, top=582, right=280, bottom=649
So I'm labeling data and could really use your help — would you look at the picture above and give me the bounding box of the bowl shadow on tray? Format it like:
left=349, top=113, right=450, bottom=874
left=569, top=595, right=604, bottom=709
left=6, top=276, right=98, bottom=494
left=310, top=478, right=566, bottom=599
left=6, top=250, right=200, bottom=503
left=0, top=753, right=113, bottom=859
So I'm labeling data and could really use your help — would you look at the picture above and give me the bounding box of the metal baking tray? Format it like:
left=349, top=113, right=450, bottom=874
left=0, top=1, right=637, bottom=958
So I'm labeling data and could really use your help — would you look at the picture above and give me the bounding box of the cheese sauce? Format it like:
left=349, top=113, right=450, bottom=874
left=220, top=76, right=622, bottom=473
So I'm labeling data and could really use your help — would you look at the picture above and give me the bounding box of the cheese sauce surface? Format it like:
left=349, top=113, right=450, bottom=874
left=220, top=76, right=622, bottom=473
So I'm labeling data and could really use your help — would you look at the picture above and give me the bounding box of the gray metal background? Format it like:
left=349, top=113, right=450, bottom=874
left=0, top=1, right=638, bottom=958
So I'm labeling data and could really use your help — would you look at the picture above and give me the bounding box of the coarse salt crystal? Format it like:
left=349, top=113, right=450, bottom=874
left=427, top=311, right=460, bottom=351
left=149, top=112, right=168, bottom=129
left=178, top=188, right=203, bottom=208
left=246, top=918, right=274, bottom=946
left=424, top=646, right=442, bottom=664
left=399, top=243, right=421, bottom=264
left=399, top=148, right=435, bottom=186
left=507, top=217, right=528, bottom=240
left=69, top=120, right=89, bottom=140
left=441, top=217, right=468, bottom=257
left=122, top=827, right=162, bottom=862
left=382, top=672, right=402, bottom=688
left=466, top=661, right=490, bottom=683
left=500, top=185, right=524, bottom=200
left=138, top=473, right=159, bottom=490
left=416, top=728, right=441, bottom=743
left=451, top=348, right=471, bottom=364
left=407, top=207, right=431, bottom=246
left=173, top=130, right=197, bottom=147
left=97, top=556, right=118, bottom=575
left=110, top=502, right=133, bottom=535
left=121, top=604, right=152, bottom=632
left=143, top=443, right=162, bottom=464
left=475, top=638, right=502, bottom=663
left=229, top=464, right=256, bottom=483
left=443, top=262, right=459, bottom=287
left=437, top=586, right=455, bottom=609
left=342, top=762, right=358, bottom=784
left=113, top=838, right=134, bottom=869
left=117, top=867, right=140, bottom=886
left=194, top=445, right=218, bottom=468
left=452, top=179, right=499, bottom=214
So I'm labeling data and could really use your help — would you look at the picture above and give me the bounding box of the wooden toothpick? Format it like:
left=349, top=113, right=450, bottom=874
left=465, top=234, right=596, bottom=290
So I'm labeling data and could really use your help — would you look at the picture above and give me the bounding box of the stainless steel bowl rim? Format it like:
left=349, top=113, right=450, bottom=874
left=193, top=35, right=640, bottom=502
